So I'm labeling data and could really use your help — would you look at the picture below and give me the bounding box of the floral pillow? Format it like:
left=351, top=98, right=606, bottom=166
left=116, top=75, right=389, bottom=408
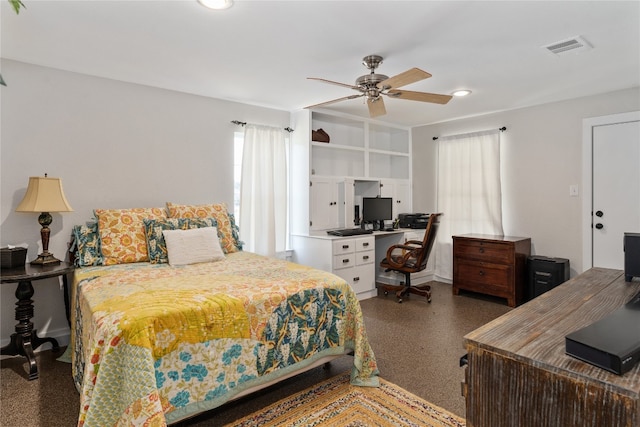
left=143, top=217, right=219, bottom=264
left=95, top=207, right=167, bottom=265
left=166, top=202, right=240, bottom=253
left=72, top=221, right=103, bottom=267
left=228, top=212, right=243, bottom=251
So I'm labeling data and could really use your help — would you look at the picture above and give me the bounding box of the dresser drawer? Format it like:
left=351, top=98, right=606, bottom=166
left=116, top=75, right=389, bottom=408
left=333, top=253, right=355, bottom=270
left=332, top=239, right=356, bottom=255
left=455, top=240, right=513, bottom=264
left=456, top=260, right=511, bottom=292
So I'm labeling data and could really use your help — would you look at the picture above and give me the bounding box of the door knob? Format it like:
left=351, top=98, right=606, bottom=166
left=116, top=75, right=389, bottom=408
left=595, top=223, right=604, bottom=230
left=595, top=210, right=604, bottom=217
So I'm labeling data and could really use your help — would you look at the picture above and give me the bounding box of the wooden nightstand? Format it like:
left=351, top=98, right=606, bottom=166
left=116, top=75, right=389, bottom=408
left=1, top=262, right=74, bottom=380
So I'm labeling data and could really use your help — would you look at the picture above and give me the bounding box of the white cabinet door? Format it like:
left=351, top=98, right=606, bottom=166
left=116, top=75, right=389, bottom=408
left=311, top=177, right=356, bottom=230
left=310, top=177, right=338, bottom=230
left=380, top=179, right=412, bottom=220
left=394, top=181, right=411, bottom=218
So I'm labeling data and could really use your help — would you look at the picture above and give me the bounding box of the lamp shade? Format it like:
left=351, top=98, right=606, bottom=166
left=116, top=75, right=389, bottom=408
left=16, top=176, right=73, bottom=213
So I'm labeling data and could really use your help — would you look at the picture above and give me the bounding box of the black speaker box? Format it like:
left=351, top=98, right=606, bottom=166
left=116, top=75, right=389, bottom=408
left=624, top=232, right=640, bottom=282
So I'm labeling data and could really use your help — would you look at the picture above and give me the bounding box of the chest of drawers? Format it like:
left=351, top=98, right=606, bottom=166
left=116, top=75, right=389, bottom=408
left=453, top=234, right=531, bottom=307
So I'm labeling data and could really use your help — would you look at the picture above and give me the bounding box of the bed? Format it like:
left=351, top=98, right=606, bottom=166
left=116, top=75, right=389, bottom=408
left=67, top=203, right=379, bottom=426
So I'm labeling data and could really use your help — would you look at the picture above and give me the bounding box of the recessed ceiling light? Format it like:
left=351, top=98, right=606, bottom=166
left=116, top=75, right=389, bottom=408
left=198, top=0, right=234, bottom=10
left=452, top=90, right=472, bottom=97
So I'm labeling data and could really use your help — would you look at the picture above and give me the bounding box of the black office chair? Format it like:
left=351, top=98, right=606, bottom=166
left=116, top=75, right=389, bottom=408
left=379, top=213, right=441, bottom=303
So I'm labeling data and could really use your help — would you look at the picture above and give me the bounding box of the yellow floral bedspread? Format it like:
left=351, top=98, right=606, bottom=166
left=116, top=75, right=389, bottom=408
left=70, top=251, right=378, bottom=426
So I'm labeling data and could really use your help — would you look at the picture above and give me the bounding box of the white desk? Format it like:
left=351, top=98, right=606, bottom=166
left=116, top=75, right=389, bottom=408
left=291, top=228, right=430, bottom=300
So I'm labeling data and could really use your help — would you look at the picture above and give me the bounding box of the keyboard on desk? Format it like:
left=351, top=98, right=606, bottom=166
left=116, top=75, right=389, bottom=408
left=326, top=228, right=374, bottom=237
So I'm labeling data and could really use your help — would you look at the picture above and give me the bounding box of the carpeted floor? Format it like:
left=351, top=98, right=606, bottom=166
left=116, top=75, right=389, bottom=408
left=0, top=281, right=511, bottom=426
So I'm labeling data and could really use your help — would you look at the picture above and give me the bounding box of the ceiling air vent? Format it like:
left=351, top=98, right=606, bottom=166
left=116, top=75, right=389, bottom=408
left=544, top=36, right=592, bottom=55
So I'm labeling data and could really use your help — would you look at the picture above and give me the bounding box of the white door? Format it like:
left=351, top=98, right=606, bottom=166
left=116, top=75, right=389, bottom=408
left=592, top=119, right=640, bottom=269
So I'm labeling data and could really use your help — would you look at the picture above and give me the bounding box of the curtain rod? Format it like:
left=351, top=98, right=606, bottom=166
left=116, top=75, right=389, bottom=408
left=432, top=126, right=506, bottom=141
left=231, top=120, right=294, bottom=133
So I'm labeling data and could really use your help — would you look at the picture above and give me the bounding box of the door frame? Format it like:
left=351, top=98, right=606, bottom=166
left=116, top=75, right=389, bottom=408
left=582, top=111, right=640, bottom=272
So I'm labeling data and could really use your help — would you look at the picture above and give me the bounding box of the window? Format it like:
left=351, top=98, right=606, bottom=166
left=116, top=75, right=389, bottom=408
left=233, top=125, right=290, bottom=257
left=435, top=130, right=503, bottom=280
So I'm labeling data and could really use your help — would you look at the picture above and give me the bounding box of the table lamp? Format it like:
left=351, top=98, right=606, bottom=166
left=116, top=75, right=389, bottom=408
left=16, top=174, right=73, bottom=265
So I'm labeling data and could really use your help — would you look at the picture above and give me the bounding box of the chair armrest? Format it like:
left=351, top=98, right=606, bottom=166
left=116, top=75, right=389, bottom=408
left=385, top=244, right=422, bottom=268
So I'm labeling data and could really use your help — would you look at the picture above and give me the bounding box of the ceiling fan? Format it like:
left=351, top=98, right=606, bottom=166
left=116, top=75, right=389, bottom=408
left=306, top=55, right=453, bottom=118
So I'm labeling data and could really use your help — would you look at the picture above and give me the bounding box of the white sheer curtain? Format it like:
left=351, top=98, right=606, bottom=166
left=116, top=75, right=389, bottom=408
left=435, top=130, right=504, bottom=281
left=239, top=124, right=288, bottom=258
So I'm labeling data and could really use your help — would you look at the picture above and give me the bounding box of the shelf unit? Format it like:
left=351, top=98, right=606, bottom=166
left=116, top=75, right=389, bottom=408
left=369, top=123, right=410, bottom=180
left=290, top=110, right=416, bottom=300
left=291, top=109, right=412, bottom=235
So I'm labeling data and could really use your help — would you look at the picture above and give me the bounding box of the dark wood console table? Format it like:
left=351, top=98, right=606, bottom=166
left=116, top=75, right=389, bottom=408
left=463, top=268, right=640, bottom=427
left=1, top=262, right=74, bottom=380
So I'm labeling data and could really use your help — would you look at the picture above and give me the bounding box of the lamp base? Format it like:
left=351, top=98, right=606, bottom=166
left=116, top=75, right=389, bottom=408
left=30, top=251, right=61, bottom=266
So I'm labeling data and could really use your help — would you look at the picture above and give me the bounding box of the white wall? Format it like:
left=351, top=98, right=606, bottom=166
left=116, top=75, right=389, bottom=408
left=0, top=60, right=290, bottom=348
left=411, top=87, right=640, bottom=278
left=3, top=59, right=638, bottom=349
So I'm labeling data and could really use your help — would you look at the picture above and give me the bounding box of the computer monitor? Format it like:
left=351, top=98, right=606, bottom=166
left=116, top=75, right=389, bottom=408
left=362, top=197, right=393, bottom=230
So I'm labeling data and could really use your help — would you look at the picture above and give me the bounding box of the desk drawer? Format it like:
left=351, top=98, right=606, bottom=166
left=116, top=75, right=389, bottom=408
left=333, top=253, right=355, bottom=270
left=455, top=240, right=513, bottom=264
left=334, top=264, right=374, bottom=294
left=355, top=236, right=374, bottom=252
left=332, top=239, right=356, bottom=255
left=456, top=260, right=511, bottom=292
left=356, top=250, right=374, bottom=266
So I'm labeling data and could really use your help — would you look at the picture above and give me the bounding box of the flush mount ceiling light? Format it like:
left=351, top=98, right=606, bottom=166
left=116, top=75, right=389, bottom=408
left=452, top=90, right=472, bottom=97
left=198, top=0, right=233, bottom=10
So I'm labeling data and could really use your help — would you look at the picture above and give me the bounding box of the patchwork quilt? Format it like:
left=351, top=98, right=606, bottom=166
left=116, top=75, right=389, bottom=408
left=70, top=251, right=378, bottom=426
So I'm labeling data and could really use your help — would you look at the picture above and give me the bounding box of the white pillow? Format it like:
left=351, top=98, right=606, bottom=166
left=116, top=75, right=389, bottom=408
left=162, top=227, right=224, bottom=266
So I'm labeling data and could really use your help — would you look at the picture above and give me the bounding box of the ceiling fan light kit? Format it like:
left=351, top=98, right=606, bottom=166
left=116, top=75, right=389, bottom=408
left=307, top=55, right=453, bottom=118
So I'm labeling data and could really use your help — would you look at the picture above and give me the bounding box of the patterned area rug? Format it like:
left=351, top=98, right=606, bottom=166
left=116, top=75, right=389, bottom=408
left=226, top=373, right=466, bottom=427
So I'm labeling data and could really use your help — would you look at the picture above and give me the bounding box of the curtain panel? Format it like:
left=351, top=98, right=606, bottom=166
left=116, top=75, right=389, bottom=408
left=239, top=124, right=288, bottom=258
left=435, top=130, right=504, bottom=281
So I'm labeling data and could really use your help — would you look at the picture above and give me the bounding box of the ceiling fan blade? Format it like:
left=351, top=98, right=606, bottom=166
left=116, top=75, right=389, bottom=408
left=307, top=77, right=361, bottom=91
left=367, top=97, right=386, bottom=117
left=378, top=68, right=431, bottom=90
left=387, top=89, right=453, bottom=104
left=305, top=94, right=364, bottom=109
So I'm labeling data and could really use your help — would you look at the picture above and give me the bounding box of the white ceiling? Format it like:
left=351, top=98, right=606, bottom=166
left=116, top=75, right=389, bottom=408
left=2, top=1, right=639, bottom=127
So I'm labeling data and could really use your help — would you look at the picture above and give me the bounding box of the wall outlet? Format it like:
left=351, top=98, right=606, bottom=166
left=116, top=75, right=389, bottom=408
left=569, top=184, right=579, bottom=197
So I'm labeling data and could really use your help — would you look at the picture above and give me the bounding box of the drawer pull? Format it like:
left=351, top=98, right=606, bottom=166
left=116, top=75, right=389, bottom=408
left=479, top=270, right=485, bottom=276
left=362, top=255, right=369, bottom=260
left=479, top=248, right=485, bottom=253
left=343, top=258, right=350, bottom=263
left=363, top=242, right=369, bottom=247
left=342, top=245, right=350, bottom=249
left=353, top=277, right=360, bottom=282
